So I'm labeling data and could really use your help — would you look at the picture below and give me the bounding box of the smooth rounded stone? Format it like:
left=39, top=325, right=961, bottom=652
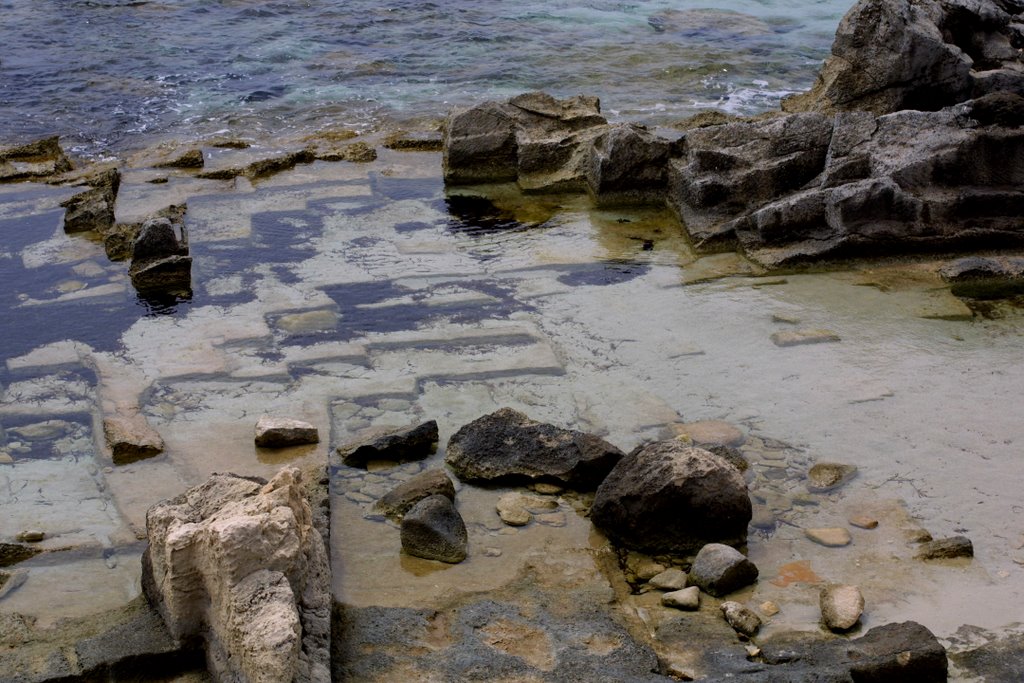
left=649, top=568, right=689, bottom=591
left=0, top=453, right=12, bottom=465
left=915, top=536, right=974, bottom=560
left=805, top=527, right=853, bottom=547
left=276, top=309, right=339, bottom=334
left=16, top=530, right=45, bottom=543
left=591, top=442, right=752, bottom=554
left=496, top=493, right=532, bottom=527
left=338, top=420, right=438, bottom=467
left=400, top=495, right=468, bottom=564
left=721, top=601, right=761, bottom=637
left=820, top=584, right=864, bottom=631
left=253, top=416, right=319, bottom=448
left=759, top=601, right=780, bottom=617
left=849, top=514, right=879, bottom=530
left=688, top=543, right=759, bottom=597
left=104, top=415, right=165, bottom=465
left=374, top=469, right=455, bottom=519
left=445, top=408, right=624, bottom=489
left=662, top=586, right=701, bottom=611
left=672, top=420, right=746, bottom=448
left=770, top=329, right=841, bottom=347
left=807, top=462, right=858, bottom=492
left=359, top=483, right=389, bottom=499
left=530, top=482, right=563, bottom=495
left=10, top=420, right=73, bottom=441
left=483, top=547, right=503, bottom=557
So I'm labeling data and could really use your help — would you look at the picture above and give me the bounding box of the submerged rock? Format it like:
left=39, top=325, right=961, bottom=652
left=820, top=584, right=864, bottom=631
left=0, top=543, right=42, bottom=567
left=338, top=420, right=438, bottom=467
left=142, top=468, right=331, bottom=683
left=590, top=442, right=751, bottom=554
left=941, top=255, right=1024, bottom=298
left=445, top=408, right=623, bottom=489
left=0, top=135, right=73, bottom=181
left=400, top=494, right=468, bottom=563
left=103, top=414, right=164, bottom=465
left=254, top=416, right=320, bottom=448
left=374, top=468, right=455, bottom=519
left=916, top=535, right=974, bottom=560
left=688, top=543, right=759, bottom=597
left=807, top=462, right=858, bottom=492
left=383, top=130, right=443, bottom=151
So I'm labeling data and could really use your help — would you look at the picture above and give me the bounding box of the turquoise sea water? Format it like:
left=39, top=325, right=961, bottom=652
left=1, top=0, right=850, bottom=157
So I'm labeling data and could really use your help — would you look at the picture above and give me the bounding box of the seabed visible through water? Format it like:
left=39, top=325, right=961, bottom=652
left=2, top=145, right=1024, bottom=679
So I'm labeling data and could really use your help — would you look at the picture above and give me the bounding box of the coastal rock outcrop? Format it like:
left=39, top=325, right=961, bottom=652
left=128, top=215, right=192, bottom=294
left=0, top=136, right=73, bottom=181
left=590, top=441, right=751, bottom=554
left=142, top=467, right=330, bottom=683
left=61, top=167, right=120, bottom=234
left=445, top=408, right=624, bottom=489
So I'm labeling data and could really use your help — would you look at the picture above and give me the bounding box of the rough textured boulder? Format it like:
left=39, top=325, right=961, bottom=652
left=400, top=494, right=468, bottom=563
left=584, top=124, right=672, bottom=203
left=590, top=441, right=751, bottom=554
left=0, top=136, right=72, bottom=181
left=104, top=204, right=187, bottom=262
left=445, top=408, right=624, bottom=489
left=374, top=468, right=455, bottom=519
left=337, top=420, right=438, bottom=467
left=129, top=215, right=192, bottom=293
left=688, top=543, right=759, bottom=597
left=143, top=468, right=330, bottom=683
left=255, top=416, right=320, bottom=448
left=720, top=601, right=761, bottom=637
left=61, top=168, right=120, bottom=234
left=103, top=414, right=164, bottom=465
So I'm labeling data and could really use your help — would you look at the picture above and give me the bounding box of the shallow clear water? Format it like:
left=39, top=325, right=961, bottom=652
left=1, top=0, right=848, bottom=156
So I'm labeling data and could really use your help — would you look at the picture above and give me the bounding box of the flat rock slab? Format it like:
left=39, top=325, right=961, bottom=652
left=771, top=329, right=841, bottom=347
left=805, top=527, right=853, bottom=547
left=339, top=420, right=438, bottom=467
left=103, top=414, right=164, bottom=465
left=254, top=415, right=320, bottom=448
left=445, top=408, right=623, bottom=489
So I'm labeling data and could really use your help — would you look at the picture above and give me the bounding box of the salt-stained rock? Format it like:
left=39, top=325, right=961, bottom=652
left=142, top=467, right=331, bottom=683
left=374, top=468, right=455, bottom=519
left=821, top=584, right=865, bottom=631
left=338, top=420, right=438, bottom=467
left=916, top=535, right=974, bottom=560
left=662, top=586, right=700, bottom=610
left=688, top=543, right=759, bottom=597
left=255, top=416, right=320, bottom=448
left=446, top=408, right=623, bottom=489
left=103, top=414, right=164, bottom=465
left=648, top=568, right=689, bottom=591
left=720, top=601, right=761, bottom=637
left=400, top=494, right=468, bottom=563
left=591, top=442, right=751, bottom=554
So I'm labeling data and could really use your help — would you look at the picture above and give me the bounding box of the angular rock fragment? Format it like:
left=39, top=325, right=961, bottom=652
left=154, top=148, right=204, bottom=169
left=446, top=408, right=622, bottom=489
left=374, top=468, right=455, bottom=519
left=338, top=420, right=438, bottom=467
left=662, top=586, right=700, bottom=611
left=0, top=136, right=72, bottom=181
left=61, top=168, right=120, bottom=233
left=104, top=414, right=165, bottom=465
left=591, top=442, right=751, bottom=553
left=584, top=123, right=671, bottom=204
left=254, top=416, right=320, bottom=448
left=400, top=494, right=468, bottom=563
left=128, top=215, right=192, bottom=293
left=104, top=204, right=187, bottom=262
left=142, top=468, right=330, bottom=683
left=770, top=329, right=841, bottom=347
left=687, top=543, right=759, bottom=597
left=820, top=584, right=864, bottom=631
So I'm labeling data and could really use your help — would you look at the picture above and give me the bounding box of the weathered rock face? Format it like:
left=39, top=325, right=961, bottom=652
left=129, top=215, right=192, bottom=293
left=445, top=408, right=624, bottom=489
left=61, top=168, right=120, bottom=234
left=590, top=442, right=752, bottom=554
left=104, top=204, right=187, bottom=262
left=143, top=468, right=330, bottom=683
left=785, top=0, right=1024, bottom=116
left=0, top=136, right=73, bottom=181
left=103, top=414, right=165, bottom=465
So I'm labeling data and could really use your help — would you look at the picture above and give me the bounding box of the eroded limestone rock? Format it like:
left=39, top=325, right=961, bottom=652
left=103, top=414, right=164, bottom=465
left=142, top=468, right=330, bottom=683
left=255, top=416, right=320, bottom=448
left=61, top=167, right=120, bottom=234
left=0, top=136, right=73, bottom=181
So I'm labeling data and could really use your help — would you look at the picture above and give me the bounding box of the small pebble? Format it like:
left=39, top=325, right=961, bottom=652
left=483, top=547, right=503, bottom=557
left=17, top=530, right=45, bottom=543
left=759, top=601, right=780, bottom=617
left=804, top=527, right=852, bottom=547
left=745, top=644, right=762, bottom=658
left=530, top=482, right=563, bottom=495
left=662, top=586, right=700, bottom=610
left=849, top=515, right=879, bottom=530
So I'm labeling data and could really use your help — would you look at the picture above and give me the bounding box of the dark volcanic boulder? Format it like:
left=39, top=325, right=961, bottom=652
left=590, top=441, right=751, bottom=554
left=338, top=420, right=439, bottom=467
left=445, top=408, right=624, bottom=489
left=400, top=494, right=467, bottom=563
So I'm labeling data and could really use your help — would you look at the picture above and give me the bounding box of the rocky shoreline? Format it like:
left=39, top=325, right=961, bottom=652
left=3, top=0, right=1024, bottom=680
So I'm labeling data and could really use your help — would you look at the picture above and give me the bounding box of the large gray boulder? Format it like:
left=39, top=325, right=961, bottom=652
left=590, top=442, right=752, bottom=554
left=445, top=408, right=624, bottom=489
left=143, top=467, right=331, bottom=683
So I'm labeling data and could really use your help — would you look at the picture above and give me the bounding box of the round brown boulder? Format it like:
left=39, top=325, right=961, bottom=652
left=590, top=441, right=751, bottom=554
